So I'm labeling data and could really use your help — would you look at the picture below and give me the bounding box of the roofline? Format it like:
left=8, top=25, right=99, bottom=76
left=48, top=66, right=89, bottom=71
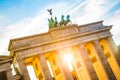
left=78, top=20, right=103, bottom=27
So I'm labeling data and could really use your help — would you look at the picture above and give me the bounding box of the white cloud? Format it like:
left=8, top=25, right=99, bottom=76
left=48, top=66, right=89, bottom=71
left=72, top=0, right=120, bottom=24
left=0, top=10, right=49, bottom=55
left=115, top=9, right=120, bottom=14
left=0, top=0, right=120, bottom=55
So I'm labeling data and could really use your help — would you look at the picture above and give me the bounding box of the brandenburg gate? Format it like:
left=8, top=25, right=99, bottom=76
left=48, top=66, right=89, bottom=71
left=8, top=21, right=120, bottom=80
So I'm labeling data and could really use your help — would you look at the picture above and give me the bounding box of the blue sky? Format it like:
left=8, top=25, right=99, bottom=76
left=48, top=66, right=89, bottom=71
left=0, top=0, right=120, bottom=55
left=0, top=0, right=56, bottom=25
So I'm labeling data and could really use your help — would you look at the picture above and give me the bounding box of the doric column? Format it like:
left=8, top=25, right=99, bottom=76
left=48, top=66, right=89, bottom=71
left=56, top=51, right=74, bottom=80
left=77, top=44, right=98, bottom=80
left=17, top=57, right=30, bottom=80
left=39, top=54, right=53, bottom=80
left=106, top=37, right=120, bottom=65
left=101, top=37, right=120, bottom=80
left=92, top=40, right=116, bottom=80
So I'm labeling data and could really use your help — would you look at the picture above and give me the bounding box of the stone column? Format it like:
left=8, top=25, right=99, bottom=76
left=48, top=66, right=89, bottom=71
left=103, top=37, right=120, bottom=80
left=39, top=54, right=53, bottom=80
left=17, top=57, right=30, bottom=80
left=106, top=37, right=120, bottom=65
left=92, top=40, right=116, bottom=80
left=77, top=44, right=98, bottom=80
left=56, top=52, right=74, bottom=80
left=6, top=68, right=13, bottom=80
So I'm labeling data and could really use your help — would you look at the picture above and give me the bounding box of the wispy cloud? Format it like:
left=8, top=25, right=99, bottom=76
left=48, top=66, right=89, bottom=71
left=115, top=9, right=120, bottom=13
left=104, top=11, right=120, bottom=45
left=0, top=10, right=49, bottom=55
left=0, top=0, right=120, bottom=55
left=71, top=0, right=120, bottom=24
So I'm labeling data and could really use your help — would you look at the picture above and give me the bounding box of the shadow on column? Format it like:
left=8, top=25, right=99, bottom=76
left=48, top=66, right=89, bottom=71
left=0, top=71, right=7, bottom=80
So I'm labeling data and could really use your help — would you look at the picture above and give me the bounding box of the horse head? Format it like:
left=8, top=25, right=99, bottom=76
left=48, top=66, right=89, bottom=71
left=66, top=15, right=70, bottom=21
left=61, top=15, right=65, bottom=20
left=64, top=15, right=71, bottom=25
left=54, top=17, right=57, bottom=22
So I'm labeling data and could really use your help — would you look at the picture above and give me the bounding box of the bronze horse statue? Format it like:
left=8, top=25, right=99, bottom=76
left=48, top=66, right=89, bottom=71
left=64, top=15, right=71, bottom=25
left=59, top=15, right=65, bottom=26
left=59, top=15, right=71, bottom=26
left=47, top=9, right=71, bottom=28
left=47, top=9, right=58, bottom=28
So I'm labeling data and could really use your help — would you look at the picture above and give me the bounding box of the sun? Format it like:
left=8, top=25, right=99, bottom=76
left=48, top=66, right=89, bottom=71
left=64, top=54, right=73, bottom=71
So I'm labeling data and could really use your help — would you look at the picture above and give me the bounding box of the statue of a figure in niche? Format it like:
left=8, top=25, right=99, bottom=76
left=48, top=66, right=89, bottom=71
left=47, top=9, right=58, bottom=28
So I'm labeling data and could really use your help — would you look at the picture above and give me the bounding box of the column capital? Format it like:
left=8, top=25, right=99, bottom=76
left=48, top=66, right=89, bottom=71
left=17, top=56, right=24, bottom=61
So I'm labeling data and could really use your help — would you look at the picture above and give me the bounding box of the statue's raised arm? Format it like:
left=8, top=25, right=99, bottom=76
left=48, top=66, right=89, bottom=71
left=47, top=9, right=52, bottom=17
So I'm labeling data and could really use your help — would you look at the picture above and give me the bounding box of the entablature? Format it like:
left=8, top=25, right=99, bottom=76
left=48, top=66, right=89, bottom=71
left=8, top=21, right=112, bottom=54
